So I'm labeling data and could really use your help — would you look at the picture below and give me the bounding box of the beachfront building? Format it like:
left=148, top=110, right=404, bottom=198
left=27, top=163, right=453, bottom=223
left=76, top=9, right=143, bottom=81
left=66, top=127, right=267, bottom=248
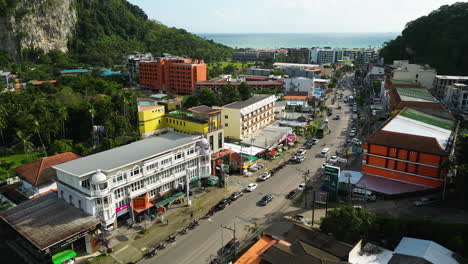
left=385, top=60, right=437, bottom=90
left=310, top=47, right=336, bottom=64
left=53, top=132, right=212, bottom=229
left=362, top=108, right=455, bottom=188
left=443, top=83, right=468, bottom=112
left=138, top=101, right=225, bottom=153
left=139, top=56, right=207, bottom=94
left=214, top=95, right=277, bottom=140
left=432, top=75, right=468, bottom=99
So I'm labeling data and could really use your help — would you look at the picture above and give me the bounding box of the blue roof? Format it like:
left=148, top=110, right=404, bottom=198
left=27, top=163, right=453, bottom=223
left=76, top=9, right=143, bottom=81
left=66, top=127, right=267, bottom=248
left=100, top=69, right=122, bottom=76
left=60, top=69, right=91, bottom=74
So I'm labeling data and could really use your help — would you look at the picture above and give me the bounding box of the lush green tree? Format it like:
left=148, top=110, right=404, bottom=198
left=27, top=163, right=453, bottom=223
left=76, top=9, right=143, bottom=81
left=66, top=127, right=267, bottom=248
left=292, top=126, right=303, bottom=136
left=305, top=124, right=318, bottom=138
left=220, top=84, right=240, bottom=105
left=320, top=206, right=376, bottom=243
left=49, top=139, right=74, bottom=155
left=238, top=82, right=252, bottom=101
left=183, top=95, right=200, bottom=109
left=380, top=3, right=468, bottom=75
left=13, top=131, right=34, bottom=156
left=197, top=88, right=218, bottom=106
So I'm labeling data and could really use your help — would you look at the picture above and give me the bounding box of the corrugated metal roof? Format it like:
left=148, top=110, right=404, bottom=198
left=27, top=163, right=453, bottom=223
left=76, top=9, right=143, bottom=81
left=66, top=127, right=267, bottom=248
left=54, top=132, right=199, bottom=176
left=0, top=192, right=99, bottom=250
left=394, top=237, right=458, bottom=264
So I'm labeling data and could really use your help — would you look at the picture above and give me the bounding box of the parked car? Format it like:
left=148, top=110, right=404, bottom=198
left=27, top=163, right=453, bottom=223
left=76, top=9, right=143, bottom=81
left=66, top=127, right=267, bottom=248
left=256, top=164, right=265, bottom=169
left=349, top=131, right=356, bottom=137
left=230, top=192, right=243, bottom=201
left=352, top=138, right=362, bottom=146
left=329, top=155, right=339, bottom=163
left=304, top=142, right=313, bottom=149
left=290, top=155, right=305, bottom=163
left=258, top=194, right=274, bottom=206
left=246, top=183, right=258, bottom=192
left=413, top=197, right=436, bottom=207
left=215, top=199, right=231, bottom=211
left=248, top=166, right=259, bottom=172
left=286, top=188, right=300, bottom=199
left=320, top=148, right=330, bottom=157
left=333, top=115, right=340, bottom=120
left=297, top=149, right=307, bottom=156
left=298, top=183, right=306, bottom=191
left=258, top=172, right=271, bottom=181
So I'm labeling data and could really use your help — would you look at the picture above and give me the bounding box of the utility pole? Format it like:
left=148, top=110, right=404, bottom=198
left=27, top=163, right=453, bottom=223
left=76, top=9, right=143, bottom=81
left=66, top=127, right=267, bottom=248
left=312, top=190, right=316, bottom=227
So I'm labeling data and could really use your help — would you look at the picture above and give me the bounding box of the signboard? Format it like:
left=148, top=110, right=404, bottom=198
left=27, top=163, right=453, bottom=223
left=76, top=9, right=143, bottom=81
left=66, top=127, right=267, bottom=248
left=314, top=191, right=329, bottom=205
left=324, top=165, right=340, bottom=201
left=133, top=194, right=149, bottom=211
left=352, top=146, right=358, bottom=153
left=116, top=203, right=130, bottom=217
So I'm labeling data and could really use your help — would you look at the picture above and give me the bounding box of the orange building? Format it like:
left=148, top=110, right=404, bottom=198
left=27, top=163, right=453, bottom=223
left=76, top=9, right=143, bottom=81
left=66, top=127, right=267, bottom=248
left=139, top=57, right=207, bottom=95
left=362, top=108, right=455, bottom=188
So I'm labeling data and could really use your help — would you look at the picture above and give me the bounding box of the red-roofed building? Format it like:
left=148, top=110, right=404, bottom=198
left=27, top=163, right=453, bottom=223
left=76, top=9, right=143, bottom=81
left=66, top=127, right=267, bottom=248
left=13, top=152, right=81, bottom=199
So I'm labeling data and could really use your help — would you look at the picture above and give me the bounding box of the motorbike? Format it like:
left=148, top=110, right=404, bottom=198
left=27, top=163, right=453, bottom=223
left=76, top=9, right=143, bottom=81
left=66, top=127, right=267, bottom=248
left=179, top=228, right=188, bottom=235
left=145, top=248, right=157, bottom=258
left=167, top=235, right=176, bottom=243
left=156, top=242, right=166, bottom=250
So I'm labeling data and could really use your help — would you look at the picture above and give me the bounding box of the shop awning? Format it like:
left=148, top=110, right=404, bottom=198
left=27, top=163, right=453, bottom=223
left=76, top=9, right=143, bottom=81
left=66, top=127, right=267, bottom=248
left=134, top=201, right=154, bottom=214
left=191, top=176, right=200, bottom=182
left=153, top=192, right=185, bottom=208
left=52, top=250, right=77, bottom=264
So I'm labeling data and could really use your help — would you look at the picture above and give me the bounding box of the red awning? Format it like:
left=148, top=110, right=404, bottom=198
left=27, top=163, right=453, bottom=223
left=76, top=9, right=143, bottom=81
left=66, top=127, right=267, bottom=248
left=270, top=150, right=278, bottom=154
left=134, top=202, right=154, bottom=214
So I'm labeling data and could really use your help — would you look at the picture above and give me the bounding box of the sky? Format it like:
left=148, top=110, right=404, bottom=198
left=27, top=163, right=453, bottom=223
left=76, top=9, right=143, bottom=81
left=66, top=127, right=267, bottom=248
left=128, top=0, right=460, bottom=34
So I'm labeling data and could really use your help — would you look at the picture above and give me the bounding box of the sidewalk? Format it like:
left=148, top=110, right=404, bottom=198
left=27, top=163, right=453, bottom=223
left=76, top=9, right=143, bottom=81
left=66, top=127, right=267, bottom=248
left=83, top=186, right=238, bottom=264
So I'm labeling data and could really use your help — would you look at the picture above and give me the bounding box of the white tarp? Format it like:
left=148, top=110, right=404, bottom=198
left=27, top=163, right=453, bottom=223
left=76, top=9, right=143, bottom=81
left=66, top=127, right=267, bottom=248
left=224, top=143, right=265, bottom=156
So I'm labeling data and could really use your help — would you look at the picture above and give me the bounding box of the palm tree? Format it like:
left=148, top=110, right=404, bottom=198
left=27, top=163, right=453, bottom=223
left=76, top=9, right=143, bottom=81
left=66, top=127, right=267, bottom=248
left=305, top=124, right=318, bottom=139
left=33, top=121, right=47, bottom=157
left=14, top=131, right=34, bottom=156
left=292, top=126, right=303, bottom=136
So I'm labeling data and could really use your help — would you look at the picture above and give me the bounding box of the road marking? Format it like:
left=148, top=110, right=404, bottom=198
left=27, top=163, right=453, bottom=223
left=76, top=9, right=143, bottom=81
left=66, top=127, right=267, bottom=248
left=114, top=245, right=129, bottom=255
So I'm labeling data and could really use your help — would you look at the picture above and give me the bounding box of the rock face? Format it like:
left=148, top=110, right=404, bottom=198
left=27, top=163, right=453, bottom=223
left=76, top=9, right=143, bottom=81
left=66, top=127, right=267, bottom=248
left=0, top=0, right=77, bottom=59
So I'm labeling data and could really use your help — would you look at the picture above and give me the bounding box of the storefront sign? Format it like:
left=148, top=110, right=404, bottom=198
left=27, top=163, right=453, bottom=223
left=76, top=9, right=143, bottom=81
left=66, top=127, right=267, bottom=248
left=212, top=148, right=233, bottom=159
left=324, top=165, right=340, bottom=201
left=133, top=194, right=149, bottom=211
left=116, top=203, right=130, bottom=217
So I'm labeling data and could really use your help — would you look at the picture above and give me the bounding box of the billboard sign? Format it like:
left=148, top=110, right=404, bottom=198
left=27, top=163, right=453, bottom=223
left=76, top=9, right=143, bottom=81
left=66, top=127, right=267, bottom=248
left=324, top=165, right=340, bottom=201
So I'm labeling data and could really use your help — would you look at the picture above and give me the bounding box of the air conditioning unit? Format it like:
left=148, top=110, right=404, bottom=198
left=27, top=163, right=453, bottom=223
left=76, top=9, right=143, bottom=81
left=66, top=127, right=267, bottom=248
left=363, top=149, right=368, bottom=153
left=362, top=160, right=367, bottom=164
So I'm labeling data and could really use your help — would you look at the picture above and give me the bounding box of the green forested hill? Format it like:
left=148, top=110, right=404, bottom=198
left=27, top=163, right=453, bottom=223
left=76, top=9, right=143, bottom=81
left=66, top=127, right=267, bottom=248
left=380, top=2, right=468, bottom=75
left=70, top=0, right=232, bottom=65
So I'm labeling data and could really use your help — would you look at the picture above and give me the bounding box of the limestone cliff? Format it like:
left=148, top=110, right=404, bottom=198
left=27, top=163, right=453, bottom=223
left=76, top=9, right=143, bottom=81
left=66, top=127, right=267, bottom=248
left=0, top=0, right=77, bottom=59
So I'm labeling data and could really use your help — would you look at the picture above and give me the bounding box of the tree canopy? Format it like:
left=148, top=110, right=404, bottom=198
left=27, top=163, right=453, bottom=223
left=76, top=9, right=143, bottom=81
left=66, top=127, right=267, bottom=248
left=380, top=3, right=468, bottom=75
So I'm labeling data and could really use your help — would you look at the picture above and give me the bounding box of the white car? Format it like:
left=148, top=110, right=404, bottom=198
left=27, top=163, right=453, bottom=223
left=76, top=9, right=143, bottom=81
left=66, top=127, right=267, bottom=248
left=298, top=183, right=306, bottom=191
left=297, top=149, right=307, bottom=156
left=329, top=155, right=339, bottom=163
left=246, top=183, right=258, bottom=192
left=320, top=148, right=330, bottom=157
left=352, top=138, right=362, bottom=146
left=258, top=172, right=271, bottom=181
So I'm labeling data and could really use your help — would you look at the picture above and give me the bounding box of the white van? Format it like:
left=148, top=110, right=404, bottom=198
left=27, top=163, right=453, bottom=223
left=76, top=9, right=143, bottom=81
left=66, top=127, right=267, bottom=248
left=352, top=188, right=376, bottom=201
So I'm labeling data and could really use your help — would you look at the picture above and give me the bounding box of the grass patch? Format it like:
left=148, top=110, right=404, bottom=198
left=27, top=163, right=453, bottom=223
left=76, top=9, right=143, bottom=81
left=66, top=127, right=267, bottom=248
left=0, top=152, right=43, bottom=180
left=400, top=108, right=453, bottom=130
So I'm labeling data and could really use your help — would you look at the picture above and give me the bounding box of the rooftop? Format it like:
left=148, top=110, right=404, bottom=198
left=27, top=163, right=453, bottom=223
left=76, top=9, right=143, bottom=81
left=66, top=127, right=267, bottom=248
left=396, top=88, right=438, bottom=103
left=188, top=105, right=223, bottom=115
left=222, top=94, right=274, bottom=109
left=0, top=192, right=99, bottom=250
left=393, top=237, right=458, bottom=264
left=53, top=132, right=199, bottom=176
left=13, top=152, right=81, bottom=186
left=283, top=95, right=308, bottom=100
left=436, top=75, right=468, bottom=80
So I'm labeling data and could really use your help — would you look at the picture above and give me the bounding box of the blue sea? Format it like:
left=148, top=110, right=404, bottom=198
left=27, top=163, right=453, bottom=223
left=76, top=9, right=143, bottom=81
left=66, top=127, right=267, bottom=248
left=197, top=33, right=398, bottom=49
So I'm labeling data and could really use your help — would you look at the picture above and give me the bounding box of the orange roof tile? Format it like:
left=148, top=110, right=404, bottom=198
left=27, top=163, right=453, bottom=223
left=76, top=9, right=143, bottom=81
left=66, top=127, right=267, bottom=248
left=283, top=95, right=307, bottom=100
left=235, top=235, right=277, bottom=264
left=13, top=152, right=81, bottom=187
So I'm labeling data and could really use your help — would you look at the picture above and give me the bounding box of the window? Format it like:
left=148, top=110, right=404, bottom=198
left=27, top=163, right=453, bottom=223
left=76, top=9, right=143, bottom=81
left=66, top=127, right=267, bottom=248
left=69, top=195, right=73, bottom=205
left=175, top=152, right=184, bottom=160
left=161, top=157, right=172, bottom=166
left=187, top=148, right=195, bottom=156
left=218, top=132, right=223, bottom=149
left=146, top=163, right=158, bottom=171
left=130, top=167, right=141, bottom=177
left=225, top=115, right=228, bottom=119
left=78, top=200, right=82, bottom=210
left=209, top=136, right=214, bottom=151
left=81, top=179, right=91, bottom=190
left=114, top=188, right=127, bottom=199
left=99, top=182, right=108, bottom=190
left=60, top=190, right=64, bottom=199
left=225, top=123, right=228, bottom=127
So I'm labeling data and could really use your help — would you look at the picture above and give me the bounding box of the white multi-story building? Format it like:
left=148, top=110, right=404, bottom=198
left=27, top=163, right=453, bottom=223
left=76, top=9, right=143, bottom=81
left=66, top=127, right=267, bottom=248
left=215, top=95, right=277, bottom=140
left=443, top=83, right=468, bottom=112
left=385, top=60, right=437, bottom=90
left=310, top=48, right=337, bottom=65
left=433, top=75, right=468, bottom=99
left=53, top=132, right=211, bottom=229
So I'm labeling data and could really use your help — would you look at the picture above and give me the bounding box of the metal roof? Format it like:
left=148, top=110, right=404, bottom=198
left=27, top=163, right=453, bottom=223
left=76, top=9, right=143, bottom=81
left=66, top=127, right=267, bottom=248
left=394, top=237, right=458, bottom=264
left=0, top=192, right=99, bottom=251
left=222, top=94, right=274, bottom=109
left=53, top=132, right=199, bottom=176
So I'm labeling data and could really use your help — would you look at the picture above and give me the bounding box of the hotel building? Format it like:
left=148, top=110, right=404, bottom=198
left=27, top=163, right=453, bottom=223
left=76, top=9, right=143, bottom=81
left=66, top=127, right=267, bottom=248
left=53, top=132, right=212, bottom=229
left=362, top=108, right=455, bottom=188
left=139, top=57, right=207, bottom=94
left=214, top=95, right=277, bottom=140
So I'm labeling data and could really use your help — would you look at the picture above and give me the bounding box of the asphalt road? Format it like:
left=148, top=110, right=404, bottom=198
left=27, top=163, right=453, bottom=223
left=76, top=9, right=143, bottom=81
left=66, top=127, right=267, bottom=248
left=144, top=86, right=354, bottom=264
